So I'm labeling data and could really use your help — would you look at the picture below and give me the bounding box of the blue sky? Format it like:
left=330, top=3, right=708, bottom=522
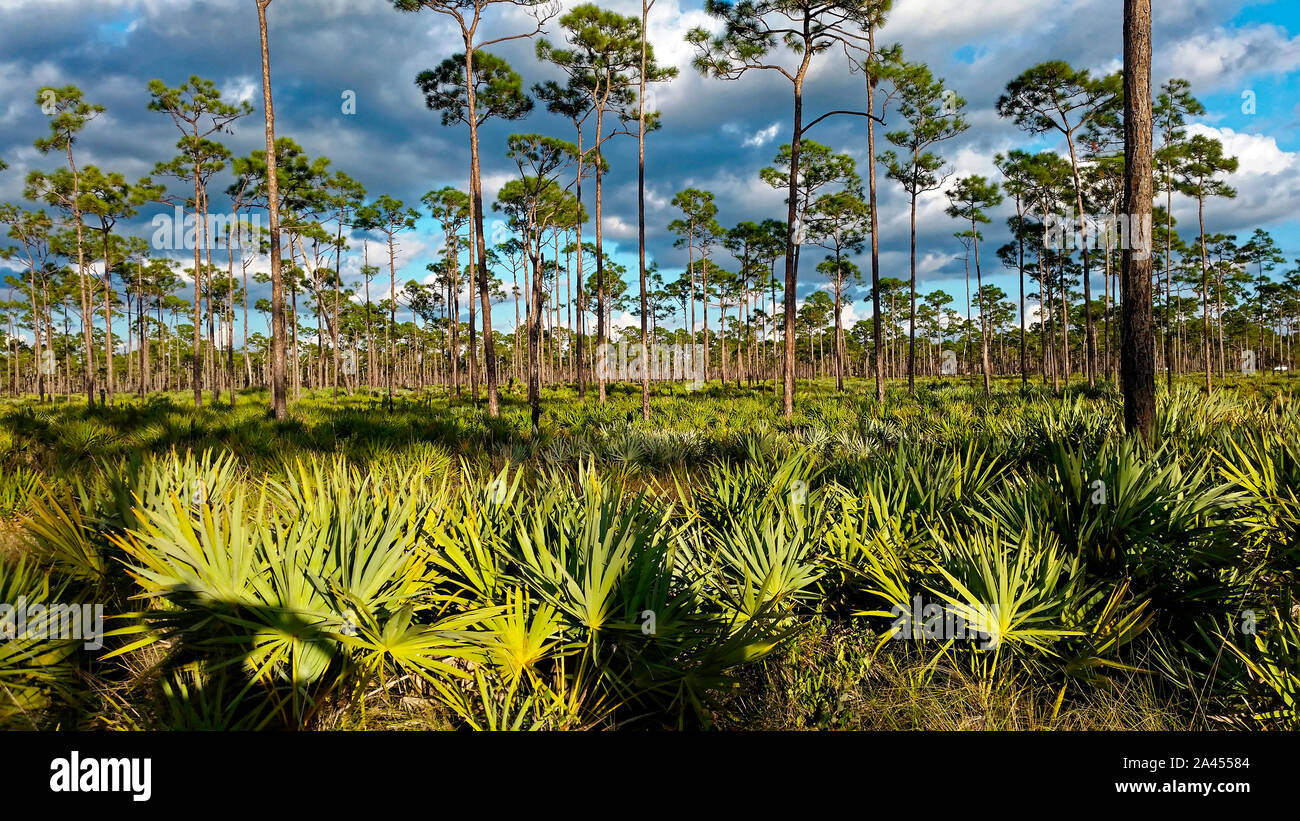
left=2, top=0, right=1298, bottom=339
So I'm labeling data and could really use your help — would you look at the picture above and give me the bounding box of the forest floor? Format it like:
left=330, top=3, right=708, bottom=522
left=0, top=375, right=1295, bottom=730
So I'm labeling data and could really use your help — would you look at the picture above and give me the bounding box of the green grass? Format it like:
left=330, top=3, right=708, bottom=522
left=0, top=374, right=1296, bottom=730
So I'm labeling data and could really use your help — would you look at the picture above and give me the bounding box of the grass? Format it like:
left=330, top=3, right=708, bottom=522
left=0, top=374, right=1296, bottom=730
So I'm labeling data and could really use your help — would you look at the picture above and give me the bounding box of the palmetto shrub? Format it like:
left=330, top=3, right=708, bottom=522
left=0, top=465, right=39, bottom=520
left=830, top=494, right=1152, bottom=699
left=110, top=457, right=476, bottom=727
left=34, top=450, right=809, bottom=729
left=1, top=379, right=1297, bottom=729
left=1226, top=604, right=1299, bottom=728
left=978, top=440, right=1241, bottom=581
left=0, top=556, right=83, bottom=729
left=1219, top=427, right=1300, bottom=569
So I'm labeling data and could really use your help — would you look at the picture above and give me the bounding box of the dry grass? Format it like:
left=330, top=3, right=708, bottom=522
left=720, top=621, right=1191, bottom=731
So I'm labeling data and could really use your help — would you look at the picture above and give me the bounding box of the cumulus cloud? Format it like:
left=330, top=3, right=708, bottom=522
left=1161, top=24, right=1300, bottom=93
left=1176, top=123, right=1300, bottom=236
left=742, top=122, right=781, bottom=149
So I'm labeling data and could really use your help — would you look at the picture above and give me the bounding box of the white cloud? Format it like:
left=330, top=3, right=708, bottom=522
left=742, top=122, right=780, bottom=149
left=1177, top=124, right=1300, bottom=233
left=1161, top=24, right=1300, bottom=92
left=602, top=214, right=637, bottom=241
left=221, top=76, right=258, bottom=106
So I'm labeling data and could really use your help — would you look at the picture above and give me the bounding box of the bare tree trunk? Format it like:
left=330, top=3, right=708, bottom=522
left=28, top=259, right=46, bottom=403
left=258, top=0, right=287, bottom=420
left=594, top=106, right=609, bottom=404
left=386, top=231, right=396, bottom=405
left=1016, top=200, right=1027, bottom=387
left=908, top=188, right=921, bottom=392
left=866, top=24, right=884, bottom=402
left=100, top=229, right=116, bottom=405
left=241, top=232, right=252, bottom=389
left=189, top=162, right=205, bottom=407
left=637, top=0, right=651, bottom=421
left=1102, top=219, right=1111, bottom=382
left=782, top=58, right=811, bottom=418
left=574, top=134, right=586, bottom=399
left=1198, top=199, right=1211, bottom=394
left=1067, top=140, right=1097, bottom=388
left=62, top=145, right=98, bottom=406
left=528, top=237, right=544, bottom=429
left=333, top=206, right=343, bottom=402
left=1216, top=272, right=1226, bottom=378
left=290, top=255, right=300, bottom=402
left=702, top=257, right=710, bottom=383
left=203, top=190, right=219, bottom=406
left=364, top=242, right=374, bottom=391
left=834, top=260, right=844, bottom=392
left=227, top=225, right=237, bottom=406
left=468, top=220, right=479, bottom=402
left=1121, top=0, right=1156, bottom=438
left=461, top=46, right=498, bottom=417
left=975, top=223, right=990, bottom=394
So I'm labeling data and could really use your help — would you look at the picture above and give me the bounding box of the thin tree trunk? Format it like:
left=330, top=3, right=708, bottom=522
left=463, top=42, right=499, bottom=416
left=258, top=0, right=287, bottom=419
left=866, top=24, right=884, bottom=402
left=974, top=221, right=990, bottom=394
left=1198, top=198, right=1211, bottom=394
left=1121, top=0, right=1156, bottom=437
left=782, top=54, right=812, bottom=417
left=637, top=0, right=651, bottom=420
